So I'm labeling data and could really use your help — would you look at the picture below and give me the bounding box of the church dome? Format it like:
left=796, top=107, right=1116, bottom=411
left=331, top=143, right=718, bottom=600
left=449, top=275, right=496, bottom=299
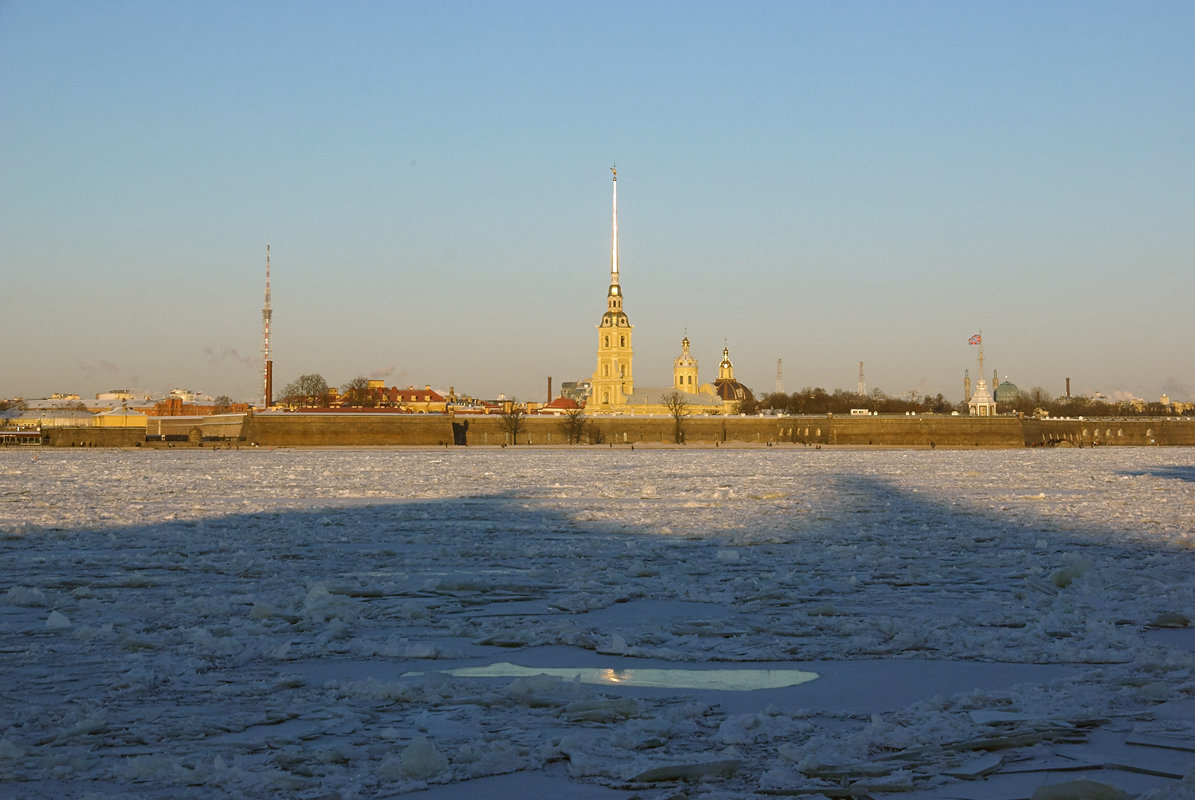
left=714, top=379, right=751, bottom=402
left=674, top=336, right=698, bottom=368
left=994, top=380, right=1020, bottom=404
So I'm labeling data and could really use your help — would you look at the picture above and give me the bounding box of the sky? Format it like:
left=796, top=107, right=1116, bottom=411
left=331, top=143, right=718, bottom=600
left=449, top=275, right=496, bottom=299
left=2, top=1, right=1192, bottom=404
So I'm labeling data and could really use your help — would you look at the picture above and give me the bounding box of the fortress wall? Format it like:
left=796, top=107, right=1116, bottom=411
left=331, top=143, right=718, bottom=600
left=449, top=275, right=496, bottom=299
left=1022, top=417, right=1195, bottom=446
left=826, top=416, right=1023, bottom=447
left=42, top=427, right=148, bottom=448
left=242, top=414, right=1023, bottom=447
left=574, top=416, right=821, bottom=446
left=242, top=413, right=456, bottom=446
left=39, top=413, right=1195, bottom=448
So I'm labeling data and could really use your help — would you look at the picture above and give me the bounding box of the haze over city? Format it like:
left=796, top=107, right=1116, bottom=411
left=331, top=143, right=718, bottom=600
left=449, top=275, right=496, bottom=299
left=3, top=2, right=1192, bottom=404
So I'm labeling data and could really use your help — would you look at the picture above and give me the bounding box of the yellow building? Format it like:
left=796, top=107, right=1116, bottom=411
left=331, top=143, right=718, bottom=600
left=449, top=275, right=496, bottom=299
left=95, top=406, right=148, bottom=429
left=586, top=169, right=750, bottom=416
left=613, top=338, right=747, bottom=416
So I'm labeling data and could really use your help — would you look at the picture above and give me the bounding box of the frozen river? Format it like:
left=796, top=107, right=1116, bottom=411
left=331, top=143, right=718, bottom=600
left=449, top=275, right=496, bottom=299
left=2, top=447, right=1194, bottom=798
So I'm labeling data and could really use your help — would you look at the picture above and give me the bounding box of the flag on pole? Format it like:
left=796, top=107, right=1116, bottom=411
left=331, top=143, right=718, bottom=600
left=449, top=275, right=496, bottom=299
left=968, top=333, right=982, bottom=345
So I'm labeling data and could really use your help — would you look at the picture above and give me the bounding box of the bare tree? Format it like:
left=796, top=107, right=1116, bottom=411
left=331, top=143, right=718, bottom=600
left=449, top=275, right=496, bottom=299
left=281, top=374, right=330, bottom=408
left=212, top=395, right=233, bottom=414
left=560, top=407, right=586, bottom=444
left=500, top=399, right=526, bottom=445
left=340, top=377, right=376, bottom=408
left=585, top=419, right=605, bottom=445
left=661, top=391, right=688, bottom=444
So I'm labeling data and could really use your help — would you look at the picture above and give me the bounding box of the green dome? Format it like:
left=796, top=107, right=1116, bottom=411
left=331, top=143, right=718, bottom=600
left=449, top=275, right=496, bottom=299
left=994, top=380, right=1020, bottom=404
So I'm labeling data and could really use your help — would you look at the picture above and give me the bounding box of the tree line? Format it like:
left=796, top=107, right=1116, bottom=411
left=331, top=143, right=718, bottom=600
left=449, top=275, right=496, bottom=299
left=747, top=386, right=1189, bottom=417
left=746, top=388, right=958, bottom=416
left=276, top=373, right=1188, bottom=419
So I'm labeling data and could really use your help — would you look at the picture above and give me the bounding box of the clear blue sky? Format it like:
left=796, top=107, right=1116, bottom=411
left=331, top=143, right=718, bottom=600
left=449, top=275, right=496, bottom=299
left=3, top=1, right=1192, bottom=404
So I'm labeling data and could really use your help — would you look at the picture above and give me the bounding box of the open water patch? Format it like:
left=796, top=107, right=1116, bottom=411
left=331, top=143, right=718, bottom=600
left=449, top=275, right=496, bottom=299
left=404, top=662, right=819, bottom=691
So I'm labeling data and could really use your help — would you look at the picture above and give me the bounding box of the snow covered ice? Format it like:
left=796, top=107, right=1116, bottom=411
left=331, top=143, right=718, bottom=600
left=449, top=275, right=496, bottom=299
left=1, top=447, right=1194, bottom=798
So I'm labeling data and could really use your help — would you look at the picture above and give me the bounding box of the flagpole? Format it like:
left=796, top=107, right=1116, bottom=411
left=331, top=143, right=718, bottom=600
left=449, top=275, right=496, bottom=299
left=977, top=330, right=984, bottom=382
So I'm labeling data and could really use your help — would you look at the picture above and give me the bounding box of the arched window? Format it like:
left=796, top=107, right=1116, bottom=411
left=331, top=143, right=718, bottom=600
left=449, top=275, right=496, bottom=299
left=603, top=365, right=609, bottom=377
left=604, top=336, right=609, bottom=347
left=620, top=336, right=625, bottom=346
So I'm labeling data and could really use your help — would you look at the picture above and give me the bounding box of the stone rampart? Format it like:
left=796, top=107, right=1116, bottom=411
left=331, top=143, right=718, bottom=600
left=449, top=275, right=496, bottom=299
left=235, top=413, right=1033, bottom=448
left=37, top=412, right=1195, bottom=448
left=1022, top=417, right=1195, bottom=447
left=42, top=427, right=148, bottom=448
left=241, top=412, right=455, bottom=446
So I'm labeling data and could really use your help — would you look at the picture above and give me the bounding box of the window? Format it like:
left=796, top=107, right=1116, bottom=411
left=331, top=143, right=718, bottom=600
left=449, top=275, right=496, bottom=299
left=620, top=336, right=625, bottom=346
left=604, top=336, right=609, bottom=347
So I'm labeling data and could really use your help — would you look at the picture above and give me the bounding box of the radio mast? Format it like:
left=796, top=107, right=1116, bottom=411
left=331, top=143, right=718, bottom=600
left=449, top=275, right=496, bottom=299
left=858, top=361, right=866, bottom=396
left=262, top=243, right=273, bottom=407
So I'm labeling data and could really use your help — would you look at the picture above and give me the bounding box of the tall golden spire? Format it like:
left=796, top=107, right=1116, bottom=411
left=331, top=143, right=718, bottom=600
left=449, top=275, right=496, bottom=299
left=610, top=165, right=618, bottom=287
left=592, top=166, right=633, bottom=409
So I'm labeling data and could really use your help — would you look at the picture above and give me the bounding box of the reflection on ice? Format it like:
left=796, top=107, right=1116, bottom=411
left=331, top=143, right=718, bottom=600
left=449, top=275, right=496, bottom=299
left=406, top=662, right=820, bottom=690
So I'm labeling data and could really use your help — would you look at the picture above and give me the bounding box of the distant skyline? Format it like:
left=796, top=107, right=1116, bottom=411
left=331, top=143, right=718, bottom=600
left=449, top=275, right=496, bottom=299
left=3, top=2, right=1192, bottom=403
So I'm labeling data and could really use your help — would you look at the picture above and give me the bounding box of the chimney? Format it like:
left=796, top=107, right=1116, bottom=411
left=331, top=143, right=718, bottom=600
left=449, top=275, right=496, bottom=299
left=547, top=376, right=552, bottom=404
left=1066, top=377, right=1071, bottom=398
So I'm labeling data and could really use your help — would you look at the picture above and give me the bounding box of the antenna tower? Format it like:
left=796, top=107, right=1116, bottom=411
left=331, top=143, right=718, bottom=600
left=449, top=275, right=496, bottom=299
left=858, top=361, right=866, bottom=396
left=775, top=359, right=784, bottom=395
left=262, top=243, right=273, bottom=407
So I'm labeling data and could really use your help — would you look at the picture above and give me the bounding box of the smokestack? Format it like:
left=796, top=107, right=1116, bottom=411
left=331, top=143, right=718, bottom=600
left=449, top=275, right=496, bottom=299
left=547, top=377, right=552, bottom=404
left=265, top=361, right=273, bottom=407
left=1066, top=377, right=1071, bottom=398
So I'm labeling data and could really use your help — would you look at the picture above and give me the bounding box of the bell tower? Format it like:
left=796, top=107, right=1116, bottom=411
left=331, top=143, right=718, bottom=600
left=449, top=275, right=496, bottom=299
left=673, top=336, right=698, bottom=391
left=591, top=166, right=633, bottom=409
left=718, top=346, right=735, bottom=381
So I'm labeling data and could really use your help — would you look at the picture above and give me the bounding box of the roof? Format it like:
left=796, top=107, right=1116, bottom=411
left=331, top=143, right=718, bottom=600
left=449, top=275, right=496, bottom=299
left=994, top=381, right=1020, bottom=403
left=384, top=387, right=447, bottom=402
left=714, top=378, right=752, bottom=401
left=622, top=388, right=722, bottom=407
left=98, top=406, right=147, bottom=417
left=543, top=396, right=581, bottom=410
left=2, top=408, right=95, bottom=421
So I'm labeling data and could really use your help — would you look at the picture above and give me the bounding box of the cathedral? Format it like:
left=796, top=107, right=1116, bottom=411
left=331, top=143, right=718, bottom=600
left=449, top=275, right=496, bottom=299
left=587, top=168, right=751, bottom=416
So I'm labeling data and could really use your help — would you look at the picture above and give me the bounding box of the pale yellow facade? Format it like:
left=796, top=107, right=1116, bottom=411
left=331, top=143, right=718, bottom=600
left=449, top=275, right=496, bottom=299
left=586, top=170, right=746, bottom=416
left=95, top=407, right=149, bottom=428
left=590, top=285, right=634, bottom=409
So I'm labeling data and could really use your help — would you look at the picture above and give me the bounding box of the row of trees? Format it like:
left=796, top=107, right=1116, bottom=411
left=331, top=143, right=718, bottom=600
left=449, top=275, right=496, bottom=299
left=750, top=386, right=1189, bottom=418
left=748, top=388, right=959, bottom=416
left=276, top=374, right=400, bottom=409
left=279, top=374, right=333, bottom=408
